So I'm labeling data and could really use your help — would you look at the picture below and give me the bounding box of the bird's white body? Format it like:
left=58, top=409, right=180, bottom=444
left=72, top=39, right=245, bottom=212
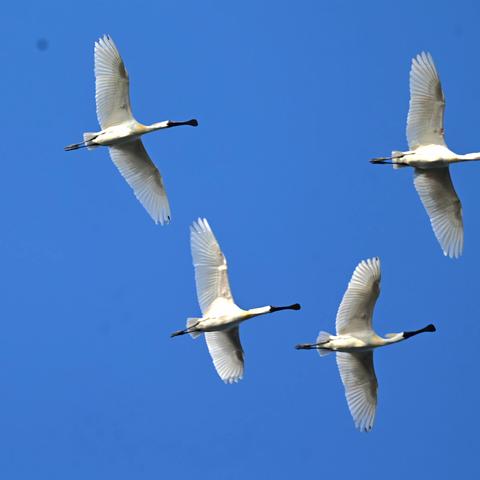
left=316, top=332, right=402, bottom=352
left=89, top=122, right=143, bottom=147
left=373, top=52, right=480, bottom=258
left=88, top=120, right=174, bottom=147
left=171, top=218, right=300, bottom=384
left=194, top=299, right=270, bottom=332
left=65, top=35, right=197, bottom=225
left=396, top=144, right=480, bottom=168
left=89, top=120, right=141, bottom=148
left=296, top=258, right=435, bottom=432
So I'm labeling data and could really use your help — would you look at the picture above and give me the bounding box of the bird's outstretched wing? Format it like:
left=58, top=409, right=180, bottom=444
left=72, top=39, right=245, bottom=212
left=407, top=52, right=446, bottom=149
left=335, top=258, right=381, bottom=335
left=414, top=167, right=463, bottom=258
left=108, top=140, right=170, bottom=225
left=205, top=328, right=244, bottom=383
left=336, top=351, right=377, bottom=432
left=94, top=35, right=134, bottom=129
left=190, top=218, right=234, bottom=314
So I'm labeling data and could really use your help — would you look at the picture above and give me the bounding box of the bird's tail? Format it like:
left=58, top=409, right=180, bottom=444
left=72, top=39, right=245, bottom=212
left=83, top=132, right=98, bottom=150
left=316, top=331, right=333, bottom=357
left=392, top=151, right=407, bottom=170
left=186, top=318, right=202, bottom=339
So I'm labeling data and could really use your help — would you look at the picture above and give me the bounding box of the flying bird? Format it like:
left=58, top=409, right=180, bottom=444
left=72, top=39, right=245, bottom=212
left=371, top=52, right=480, bottom=258
left=171, top=218, right=301, bottom=383
left=65, top=35, right=198, bottom=224
left=296, top=257, right=435, bottom=431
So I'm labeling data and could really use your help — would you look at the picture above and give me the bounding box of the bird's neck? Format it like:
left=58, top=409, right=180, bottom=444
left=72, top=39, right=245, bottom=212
left=384, top=324, right=436, bottom=344
left=147, top=121, right=171, bottom=132
left=382, top=333, right=405, bottom=345
left=244, top=303, right=300, bottom=319
left=456, top=152, right=480, bottom=162
left=147, top=119, right=198, bottom=132
left=245, top=306, right=272, bottom=319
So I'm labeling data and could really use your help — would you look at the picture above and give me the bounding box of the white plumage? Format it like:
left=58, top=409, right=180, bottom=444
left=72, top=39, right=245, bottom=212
left=372, top=52, right=480, bottom=258
left=171, top=218, right=301, bottom=384
left=296, top=257, right=436, bottom=432
left=205, top=329, right=244, bottom=384
left=65, top=35, right=198, bottom=225
left=413, top=167, right=463, bottom=259
left=335, top=257, right=380, bottom=336
left=407, top=52, right=446, bottom=149
left=336, top=351, right=377, bottom=432
left=94, top=35, right=133, bottom=130
left=190, top=218, right=233, bottom=315
left=108, top=141, right=170, bottom=225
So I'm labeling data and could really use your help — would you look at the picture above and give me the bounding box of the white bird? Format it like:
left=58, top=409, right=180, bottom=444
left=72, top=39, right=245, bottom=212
left=371, top=52, right=480, bottom=258
left=296, top=257, right=435, bottom=432
left=65, top=35, right=198, bottom=224
left=171, top=218, right=301, bottom=383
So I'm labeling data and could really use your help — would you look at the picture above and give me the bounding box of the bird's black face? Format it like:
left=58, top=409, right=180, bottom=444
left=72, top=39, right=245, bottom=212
left=167, top=119, right=198, bottom=128
left=403, top=323, right=436, bottom=339
left=270, top=303, right=301, bottom=313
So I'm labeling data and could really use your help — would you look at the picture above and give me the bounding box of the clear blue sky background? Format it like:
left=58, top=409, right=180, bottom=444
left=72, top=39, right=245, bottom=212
left=0, top=0, right=478, bottom=478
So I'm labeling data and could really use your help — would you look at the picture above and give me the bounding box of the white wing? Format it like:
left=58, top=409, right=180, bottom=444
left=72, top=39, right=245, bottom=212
left=414, top=167, right=463, bottom=258
left=95, top=35, right=134, bottom=129
left=336, top=351, right=377, bottom=432
left=108, top=140, right=170, bottom=225
left=407, top=52, right=446, bottom=149
left=190, top=218, right=234, bottom=314
left=336, top=258, right=381, bottom=335
left=205, top=328, right=244, bottom=383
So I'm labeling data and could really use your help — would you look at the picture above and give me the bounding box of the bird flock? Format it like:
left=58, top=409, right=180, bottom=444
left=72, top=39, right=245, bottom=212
left=65, top=35, right=475, bottom=432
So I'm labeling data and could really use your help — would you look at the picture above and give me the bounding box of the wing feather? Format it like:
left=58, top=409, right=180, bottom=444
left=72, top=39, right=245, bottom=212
left=190, top=218, right=234, bottom=314
left=205, top=328, right=244, bottom=383
left=336, top=351, right=377, bottom=432
left=414, top=167, right=463, bottom=258
left=407, top=52, right=446, bottom=149
left=95, top=35, right=134, bottom=129
left=335, top=258, right=381, bottom=335
left=108, top=140, right=170, bottom=225
left=336, top=258, right=381, bottom=335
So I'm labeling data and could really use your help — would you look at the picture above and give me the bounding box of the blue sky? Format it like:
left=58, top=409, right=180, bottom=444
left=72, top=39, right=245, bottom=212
left=0, top=0, right=478, bottom=478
